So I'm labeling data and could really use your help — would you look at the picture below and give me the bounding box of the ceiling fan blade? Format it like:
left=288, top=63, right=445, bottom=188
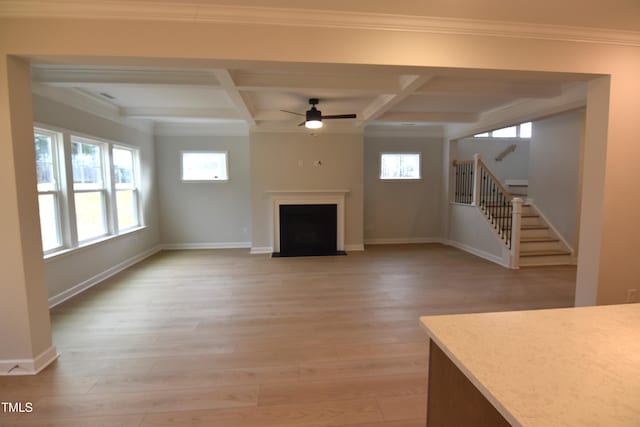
left=322, top=114, right=357, bottom=120
left=281, top=109, right=305, bottom=116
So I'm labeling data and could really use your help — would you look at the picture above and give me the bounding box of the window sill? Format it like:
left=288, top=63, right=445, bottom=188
left=379, top=178, right=423, bottom=182
left=44, top=226, right=148, bottom=263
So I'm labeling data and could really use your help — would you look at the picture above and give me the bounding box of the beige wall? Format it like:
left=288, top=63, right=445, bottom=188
left=364, top=136, right=443, bottom=242
left=529, top=110, right=584, bottom=252
left=0, top=56, right=53, bottom=362
left=250, top=132, right=364, bottom=250
left=155, top=134, right=251, bottom=246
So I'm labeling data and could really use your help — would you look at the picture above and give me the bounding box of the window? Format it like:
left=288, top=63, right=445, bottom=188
left=474, top=121, right=532, bottom=139
left=113, top=147, right=139, bottom=231
left=71, top=138, right=107, bottom=241
left=33, top=125, right=143, bottom=257
left=34, top=129, right=62, bottom=253
left=181, top=151, right=228, bottom=181
left=380, top=153, right=421, bottom=180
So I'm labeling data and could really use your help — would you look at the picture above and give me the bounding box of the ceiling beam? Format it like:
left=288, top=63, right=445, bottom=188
left=376, top=111, right=479, bottom=123
left=414, top=78, right=563, bottom=98
left=32, top=66, right=220, bottom=87
left=213, top=69, right=256, bottom=126
left=358, top=75, right=433, bottom=126
left=234, top=71, right=399, bottom=94
left=120, top=107, right=242, bottom=121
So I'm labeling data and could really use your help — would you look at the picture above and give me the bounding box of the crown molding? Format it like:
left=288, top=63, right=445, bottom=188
left=32, top=83, right=153, bottom=134
left=1, top=2, right=639, bottom=47
left=365, top=125, right=444, bottom=139
left=154, top=122, right=249, bottom=137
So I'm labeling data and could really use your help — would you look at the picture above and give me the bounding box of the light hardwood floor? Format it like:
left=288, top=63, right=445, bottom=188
left=0, top=244, right=576, bottom=426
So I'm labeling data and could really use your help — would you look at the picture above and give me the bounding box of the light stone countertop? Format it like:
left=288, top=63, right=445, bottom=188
left=420, top=304, right=640, bottom=427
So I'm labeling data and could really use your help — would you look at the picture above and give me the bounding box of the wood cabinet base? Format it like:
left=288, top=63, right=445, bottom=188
left=426, top=340, right=511, bottom=427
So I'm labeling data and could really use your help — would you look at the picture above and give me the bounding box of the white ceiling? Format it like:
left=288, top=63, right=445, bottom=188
left=31, top=62, right=587, bottom=134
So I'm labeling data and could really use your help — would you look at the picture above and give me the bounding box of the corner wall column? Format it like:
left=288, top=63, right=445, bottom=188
left=0, top=55, right=56, bottom=375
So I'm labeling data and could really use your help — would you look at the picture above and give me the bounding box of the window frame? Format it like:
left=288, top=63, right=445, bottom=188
left=473, top=121, right=533, bottom=139
left=112, top=144, right=142, bottom=232
left=33, top=123, right=145, bottom=259
left=71, top=135, right=110, bottom=243
left=379, top=152, right=422, bottom=181
left=180, top=150, right=230, bottom=182
left=34, top=127, right=65, bottom=255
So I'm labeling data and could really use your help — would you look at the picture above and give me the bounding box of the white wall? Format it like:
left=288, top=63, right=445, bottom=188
left=529, top=110, right=584, bottom=251
left=364, top=136, right=443, bottom=243
left=455, top=137, right=530, bottom=184
left=250, top=131, right=364, bottom=251
left=32, top=94, right=160, bottom=302
left=447, top=204, right=508, bottom=266
left=155, top=134, right=251, bottom=247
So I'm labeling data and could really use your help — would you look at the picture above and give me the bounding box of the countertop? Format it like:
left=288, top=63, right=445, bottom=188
left=420, top=304, right=640, bottom=427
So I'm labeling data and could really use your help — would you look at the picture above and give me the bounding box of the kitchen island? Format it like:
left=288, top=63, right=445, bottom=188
left=420, top=304, right=640, bottom=426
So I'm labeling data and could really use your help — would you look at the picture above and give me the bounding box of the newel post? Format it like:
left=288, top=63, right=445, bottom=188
left=510, top=197, right=523, bottom=269
left=472, top=153, right=481, bottom=206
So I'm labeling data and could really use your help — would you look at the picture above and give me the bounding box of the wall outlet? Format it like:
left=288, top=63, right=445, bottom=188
left=627, top=289, right=638, bottom=303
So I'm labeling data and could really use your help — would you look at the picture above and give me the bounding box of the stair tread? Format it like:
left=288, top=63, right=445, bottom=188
left=521, top=237, right=560, bottom=242
left=521, top=225, right=549, bottom=230
left=520, top=249, right=571, bottom=257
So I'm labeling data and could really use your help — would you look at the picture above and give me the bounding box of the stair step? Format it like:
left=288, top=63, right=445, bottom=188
left=521, top=225, right=548, bottom=230
left=521, top=237, right=560, bottom=243
left=520, top=249, right=571, bottom=257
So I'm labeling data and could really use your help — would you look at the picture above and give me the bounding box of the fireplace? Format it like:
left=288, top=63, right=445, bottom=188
left=267, top=190, right=348, bottom=257
left=276, top=204, right=339, bottom=257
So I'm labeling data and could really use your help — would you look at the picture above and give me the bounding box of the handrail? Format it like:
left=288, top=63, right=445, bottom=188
left=477, top=159, right=512, bottom=197
left=495, top=144, right=517, bottom=162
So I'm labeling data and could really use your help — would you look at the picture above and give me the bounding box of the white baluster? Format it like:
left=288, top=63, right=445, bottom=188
left=510, top=197, right=523, bottom=269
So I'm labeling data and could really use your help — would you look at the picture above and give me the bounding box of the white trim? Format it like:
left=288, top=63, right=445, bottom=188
left=162, top=242, right=251, bottom=250
left=250, top=246, right=273, bottom=254
left=444, top=240, right=510, bottom=268
left=154, top=122, right=249, bottom=137
left=344, top=244, right=365, bottom=251
left=269, top=191, right=348, bottom=253
left=365, top=126, right=445, bottom=138
left=364, top=237, right=443, bottom=245
left=527, top=200, right=575, bottom=255
left=47, top=245, right=161, bottom=308
left=2, top=2, right=639, bottom=47
left=32, top=84, right=153, bottom=135
left=0, top=345, right=59, bottom=376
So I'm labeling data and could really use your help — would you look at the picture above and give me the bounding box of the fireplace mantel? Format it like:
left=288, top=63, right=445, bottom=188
left=267, top=190, right=348, bottom=253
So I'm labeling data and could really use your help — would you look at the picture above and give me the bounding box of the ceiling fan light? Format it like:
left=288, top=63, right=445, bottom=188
left=305, top=120, right=323, bottom=129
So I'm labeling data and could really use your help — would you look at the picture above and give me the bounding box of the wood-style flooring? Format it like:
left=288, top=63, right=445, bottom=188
left=0, top=244, right=576, bottom=426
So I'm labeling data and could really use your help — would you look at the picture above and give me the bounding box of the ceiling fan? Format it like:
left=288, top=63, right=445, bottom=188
left=281, top=98, right=357, bottom=129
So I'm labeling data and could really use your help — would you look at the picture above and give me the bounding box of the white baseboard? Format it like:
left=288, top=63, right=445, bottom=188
left=344, top=244, right=365, bottom=251
left=444, top=240, right=509, bottom=268
left=250, top=246, right=273, bottom=254
left=48, top=245, right=162, bottom=308
left=0, top=345, right=58, bottom=376
left=364, top=237, right=443, bottom=245
left=162, top=242, right=251, bottom=250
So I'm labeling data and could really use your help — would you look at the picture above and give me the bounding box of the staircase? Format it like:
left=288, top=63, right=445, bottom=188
left=453, top=153, right=574, bottom=269
left=517, top=204, right=573, bottom=266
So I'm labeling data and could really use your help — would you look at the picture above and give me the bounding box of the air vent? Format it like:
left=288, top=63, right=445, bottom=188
left=99, top=92, right=116, bottom=100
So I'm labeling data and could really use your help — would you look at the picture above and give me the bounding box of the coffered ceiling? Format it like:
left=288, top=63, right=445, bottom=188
left=31, top=62, right=586, bottom=135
